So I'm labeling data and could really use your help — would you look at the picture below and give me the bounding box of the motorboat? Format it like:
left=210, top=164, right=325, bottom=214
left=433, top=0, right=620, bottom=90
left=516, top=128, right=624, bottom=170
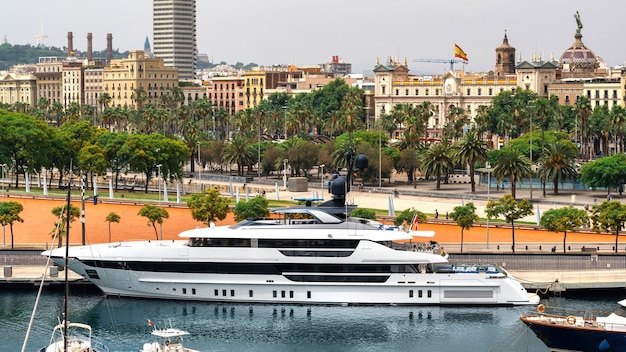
left=41, top=321, right=107, bottom=352
left=520, top=299, right=626, bottom=351
left=141, top=320, right=199, bottom=352
left=42, top=204, right=537, bottom=305
left=42, top=156, right=538, bottom=306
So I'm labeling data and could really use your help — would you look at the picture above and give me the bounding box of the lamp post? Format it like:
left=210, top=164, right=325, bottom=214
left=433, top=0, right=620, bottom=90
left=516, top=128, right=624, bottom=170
left=283, top=159, right=288, bottom=190
left=282, top=106, right=287, bottom=140
left=320, top=164, right=325, bottom=198
left=197, top=142, right=201, bottom=182
left=0, top=163, right=6, bottom=202
left=485, top=162, right=492, bottom=249
left=156, top=164, right=162, bottom=206
left=258, top=113, right=261, bottom=179
left=156, top=164, right=162, bottom=240
left=529, top=111, right=533, bottom=200
left=1, top=163, right=5, bottom=246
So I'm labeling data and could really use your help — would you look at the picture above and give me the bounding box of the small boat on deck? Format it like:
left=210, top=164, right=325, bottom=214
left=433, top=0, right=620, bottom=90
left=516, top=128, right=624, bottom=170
left=520, top=299, right=626, bottom=352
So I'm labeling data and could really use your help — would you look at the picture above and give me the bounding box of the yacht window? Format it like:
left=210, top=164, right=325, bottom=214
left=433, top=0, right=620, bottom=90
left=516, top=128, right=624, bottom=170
left=409, top=290, right=414, bottom=298
left=230, top=289, right=235, bottom=297
left=273, top=290, right=277, bottom=298
left=307, top=291, right=311, bottom=299
left=214, top=289, right=219, bottom=296
left=249, top=290, right=254, bottom=298
left=222, top=289, right=227, bottom=296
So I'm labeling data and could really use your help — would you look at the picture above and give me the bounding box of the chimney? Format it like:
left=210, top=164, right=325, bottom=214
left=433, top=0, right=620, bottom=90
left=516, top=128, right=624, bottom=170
left=67, top=31, right=73, bottom=56
left=87, top=32, right=93, bottom=62
left=106, top=33, right=113, bottom=63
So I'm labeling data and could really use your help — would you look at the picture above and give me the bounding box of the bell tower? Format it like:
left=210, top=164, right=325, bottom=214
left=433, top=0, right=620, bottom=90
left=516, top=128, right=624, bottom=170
left=495, top=32, right=516, bottom=76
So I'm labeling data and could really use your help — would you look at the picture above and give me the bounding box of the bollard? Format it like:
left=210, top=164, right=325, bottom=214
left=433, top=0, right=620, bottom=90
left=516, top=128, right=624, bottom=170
left=3, top=266, right=12, bottom=278
left=539, top=245, right=542, bottom=250
left=49, top=266, right=58, bottom=277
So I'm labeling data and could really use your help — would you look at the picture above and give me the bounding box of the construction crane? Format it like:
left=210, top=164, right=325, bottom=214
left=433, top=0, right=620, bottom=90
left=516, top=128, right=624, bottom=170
left=412, top=58, right=467, bottom=71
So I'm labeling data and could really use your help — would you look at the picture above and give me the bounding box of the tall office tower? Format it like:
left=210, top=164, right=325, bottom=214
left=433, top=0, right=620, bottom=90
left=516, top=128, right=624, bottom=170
left=153, top=0, right=197, bottom=80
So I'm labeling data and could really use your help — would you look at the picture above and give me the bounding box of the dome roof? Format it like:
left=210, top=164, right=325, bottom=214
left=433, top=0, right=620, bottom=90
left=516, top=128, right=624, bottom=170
left=560, top=34, right=598, bottom=69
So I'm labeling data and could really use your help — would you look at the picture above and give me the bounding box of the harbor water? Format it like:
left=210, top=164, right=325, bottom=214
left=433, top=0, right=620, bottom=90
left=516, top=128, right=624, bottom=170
left=2, top=289, right=622, bottom=352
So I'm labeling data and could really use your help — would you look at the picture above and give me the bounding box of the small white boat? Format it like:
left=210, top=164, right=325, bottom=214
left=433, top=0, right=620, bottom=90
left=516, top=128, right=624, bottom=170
left=141, top=321, right=200, bottom=352
left=41, top=321, right=108, bottom=352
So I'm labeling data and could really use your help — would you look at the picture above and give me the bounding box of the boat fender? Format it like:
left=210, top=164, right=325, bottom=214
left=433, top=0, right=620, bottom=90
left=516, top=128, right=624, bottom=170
left=537, top=304, right=545, bottom=313
left=599, top=338, right=610, bottom=351
left=566, top=315, right=576, bottom=325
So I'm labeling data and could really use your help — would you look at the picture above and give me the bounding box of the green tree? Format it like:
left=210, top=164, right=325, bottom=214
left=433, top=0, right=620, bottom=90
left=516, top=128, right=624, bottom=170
left=580, top=154, right=626, bottom=195
left=540, top=206, right=588, bottom=253
left=449, top=202, right=479, bottom=253
left=492, top=146, right=531, bottom=199
left=138, top=204, right=169, bottom=240
left=454, top=130, right=487, bottom=193
left=186, top=188, right=230, bottom=226
left=350, top=208, right=376, bottom=220
left=393, top=208, right=427, bottom=227
left=222, top=135, right=256, bottom=176
left=590, top=201, right=626, bottom=253
left=0, top=201, right=24, bottom=249
left=420, top=142, right=453, bottom=190
left=50, top=204, right=81, bottom=248
left=485, top=194, right=534, bottom=253
left=539, top=140, right=578, bottom=195
left=105, top=212, right=121, bottom=242
left=233, top=196, right=269, bottom=222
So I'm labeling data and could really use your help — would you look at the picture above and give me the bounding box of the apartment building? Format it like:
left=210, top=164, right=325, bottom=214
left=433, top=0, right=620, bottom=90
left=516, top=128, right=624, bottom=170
left=103, top=50, right=178, bottom=108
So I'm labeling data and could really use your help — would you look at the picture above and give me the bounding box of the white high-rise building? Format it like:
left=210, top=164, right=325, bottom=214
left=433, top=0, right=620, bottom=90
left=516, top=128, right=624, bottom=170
left=153, top=0, right=197, bottom=80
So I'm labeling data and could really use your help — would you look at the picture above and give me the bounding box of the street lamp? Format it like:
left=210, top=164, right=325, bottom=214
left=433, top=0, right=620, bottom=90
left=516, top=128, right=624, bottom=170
left=1, top=163, right=5, bottom=246
left=320, top=164, right=325, bottom=198
left=156, top=164, right=162, bottom=206
left=258, top=113, right=261, bottom=179
left=485, top=162, right=492, bottom=249
left=197, top=142, right=201, bottom=182
left=283, top=159, right=288, bottom=190
left=282, top=106, right=287, bottom=140
left=0, top=163, right=6, bottom=202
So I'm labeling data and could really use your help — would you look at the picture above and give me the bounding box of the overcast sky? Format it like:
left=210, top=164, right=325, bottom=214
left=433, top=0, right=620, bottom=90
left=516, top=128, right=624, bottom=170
left=4, top=0, right=624, bottom=74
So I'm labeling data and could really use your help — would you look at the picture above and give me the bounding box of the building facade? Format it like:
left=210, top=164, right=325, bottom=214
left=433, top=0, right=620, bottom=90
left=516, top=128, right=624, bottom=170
left=0, top=69, right=37, bottom=107
left=103, top=50, right=179, bottom=108
left=207, top=76, right=245, bottom=115
left=153, top=0, right=197, bottom=80
left=34, top=57, right=64, bottom=106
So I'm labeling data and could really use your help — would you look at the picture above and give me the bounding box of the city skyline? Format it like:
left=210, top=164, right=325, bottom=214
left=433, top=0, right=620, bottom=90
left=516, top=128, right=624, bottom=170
left=4, top=0, right=625, bottom=74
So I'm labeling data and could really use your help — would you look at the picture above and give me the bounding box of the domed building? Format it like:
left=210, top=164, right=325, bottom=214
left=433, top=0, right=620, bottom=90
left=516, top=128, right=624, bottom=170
left=559, top=11, right=600, bottom=75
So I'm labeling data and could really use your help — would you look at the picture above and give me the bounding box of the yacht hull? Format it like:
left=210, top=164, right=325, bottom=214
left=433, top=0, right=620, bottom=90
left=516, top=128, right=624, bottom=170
left=521, top=315, right=626, bottom=352
left=53, top=254, right=536, bottom=306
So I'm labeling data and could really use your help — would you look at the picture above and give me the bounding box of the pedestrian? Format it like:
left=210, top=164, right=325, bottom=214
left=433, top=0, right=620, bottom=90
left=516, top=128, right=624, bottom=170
left=435, top=210, right=439, bottom=219
left=445, top=212, right=449, bottom=220
left=584, top=203, right=589, bottom=211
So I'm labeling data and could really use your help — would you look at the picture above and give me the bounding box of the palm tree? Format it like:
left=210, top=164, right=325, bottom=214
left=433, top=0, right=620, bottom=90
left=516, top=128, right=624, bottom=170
left=222, top=135, right=256, bottom=176
left=493, top=146, right=532, bottom=199
left=575, top=96, right=592, bottom=159
left=454, top=130, right=487, bottom=193
left=105, top=212, right=121, bottom=242
left=610, top=105, right=626, bottom=154
left=539, top=141, right=578, bottom=195
left=420, top=141, right=454, bottom=190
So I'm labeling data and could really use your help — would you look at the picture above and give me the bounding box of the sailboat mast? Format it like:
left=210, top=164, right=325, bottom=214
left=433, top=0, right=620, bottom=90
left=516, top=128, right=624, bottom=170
left=63, top=172, right=71, bottom=350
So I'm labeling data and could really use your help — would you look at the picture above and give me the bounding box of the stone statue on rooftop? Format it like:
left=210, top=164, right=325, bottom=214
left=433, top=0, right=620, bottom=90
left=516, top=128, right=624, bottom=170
left=574, top=11, right=583, bottom=34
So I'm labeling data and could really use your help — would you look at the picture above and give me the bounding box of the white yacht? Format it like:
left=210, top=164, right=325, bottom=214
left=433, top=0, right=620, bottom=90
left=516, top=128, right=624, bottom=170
left=43, top=203, right=538, bottom=306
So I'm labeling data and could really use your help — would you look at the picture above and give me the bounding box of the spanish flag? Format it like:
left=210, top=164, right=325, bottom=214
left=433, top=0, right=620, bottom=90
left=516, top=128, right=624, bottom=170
left=454, top=44, right=468, bottom=62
